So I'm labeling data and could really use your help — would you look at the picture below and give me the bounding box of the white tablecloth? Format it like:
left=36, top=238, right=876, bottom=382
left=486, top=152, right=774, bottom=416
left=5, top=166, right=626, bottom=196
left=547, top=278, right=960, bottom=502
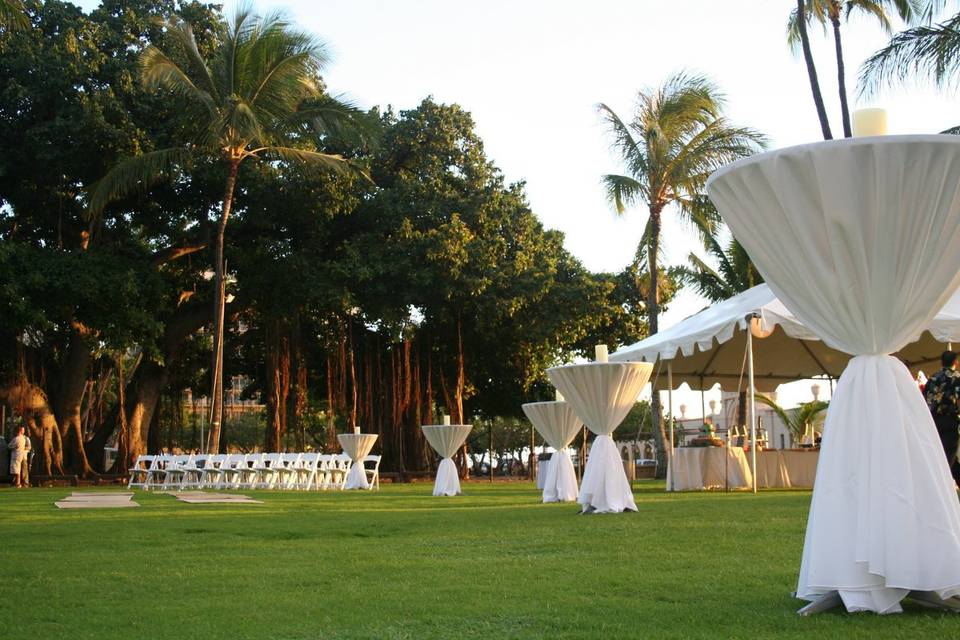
left=669, top=448, right=820, bottom=491
left=421, top=425, right=472, bottom=496
left=667, top=447, right=752, bottom=491
left=522, top=401, right=582, bottom=503
left=709, top=135, right=960, bottom=612
left=337, top=433, right=378, bottom=490
left=547, top=363, right=652, bottom=513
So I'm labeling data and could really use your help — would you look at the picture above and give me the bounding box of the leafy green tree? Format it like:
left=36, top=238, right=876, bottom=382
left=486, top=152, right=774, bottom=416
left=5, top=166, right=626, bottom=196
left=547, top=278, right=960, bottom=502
left=788, top=0, right=919, bottom=136
left=598, top=73, right=766, bottom=464
left=89, top=5, right=373, bottom=452
left=0, top=0, right=226, bottom=473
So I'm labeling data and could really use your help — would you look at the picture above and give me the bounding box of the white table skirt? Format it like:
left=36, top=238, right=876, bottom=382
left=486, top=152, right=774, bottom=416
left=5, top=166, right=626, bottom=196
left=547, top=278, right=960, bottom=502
left=547, top=363, right=651, bottom=513
left=422, top=425, right=472, bottom=496
left=337, top=433, right=378, bottom=490
left=522, top=402, right=582, bottom=504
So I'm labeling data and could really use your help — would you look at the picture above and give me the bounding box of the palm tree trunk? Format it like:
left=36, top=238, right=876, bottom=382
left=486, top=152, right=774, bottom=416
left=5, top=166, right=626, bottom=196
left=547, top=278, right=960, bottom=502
left=831, top=12, right=852, bottom=137
left=647, top=205, right=668, bottom=478
left=797, top=0, right=833, bottom=140
left=206, top=160, right=240, bottom=454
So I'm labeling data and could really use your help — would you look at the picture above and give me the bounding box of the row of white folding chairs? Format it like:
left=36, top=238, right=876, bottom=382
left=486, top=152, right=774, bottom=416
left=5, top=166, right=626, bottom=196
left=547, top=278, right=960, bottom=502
left=127, top=453, right=381, bottom=491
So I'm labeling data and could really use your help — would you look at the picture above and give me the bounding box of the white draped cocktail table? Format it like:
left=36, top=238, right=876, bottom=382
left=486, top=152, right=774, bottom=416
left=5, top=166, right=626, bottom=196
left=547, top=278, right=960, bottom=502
left=547, top=362, right=652, bottom=513
left=421, top=424, right=472, bottom=496
left=337, top=433, right=378, bottom=490
left=522, top=401, right=582, bottom=503
left=708, top=135, right=960, bottom=614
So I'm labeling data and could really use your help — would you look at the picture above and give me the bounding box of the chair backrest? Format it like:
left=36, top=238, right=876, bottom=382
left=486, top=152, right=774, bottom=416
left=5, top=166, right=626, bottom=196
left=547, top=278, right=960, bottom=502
left=190, top=454, right=210, bottom=469
left=281, top=452, right=301, bottom=467
left=260, top=452, right=283, bottom=468
left=299, top=452, right=320, bottom=469
left=132, top=455, right=154, bottom=470
left=170, top=454, right=192, bottom=469
left=362, top=454, right=381, bottom=471
left=337, top=453, right=352, bottom=469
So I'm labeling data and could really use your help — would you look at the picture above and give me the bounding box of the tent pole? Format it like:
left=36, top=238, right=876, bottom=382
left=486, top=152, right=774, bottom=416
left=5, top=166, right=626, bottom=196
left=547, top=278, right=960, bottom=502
left=747, top=315, right=758, bottom=494
left=667, top=362, right=674, bottom=491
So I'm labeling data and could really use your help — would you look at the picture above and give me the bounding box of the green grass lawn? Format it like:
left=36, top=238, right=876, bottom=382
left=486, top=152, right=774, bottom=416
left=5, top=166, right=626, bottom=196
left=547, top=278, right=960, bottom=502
left=1, top=482, right=957, bottom=639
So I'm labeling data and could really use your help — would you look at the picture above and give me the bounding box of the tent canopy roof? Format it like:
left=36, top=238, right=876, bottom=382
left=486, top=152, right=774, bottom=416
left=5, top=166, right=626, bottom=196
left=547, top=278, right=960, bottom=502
left=611, top=284, right=960, bottom=391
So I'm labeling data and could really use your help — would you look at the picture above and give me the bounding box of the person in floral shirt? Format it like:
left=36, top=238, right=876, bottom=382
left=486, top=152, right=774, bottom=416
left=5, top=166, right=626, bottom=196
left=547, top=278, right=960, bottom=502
left=924, top=351, right=960, bottom=484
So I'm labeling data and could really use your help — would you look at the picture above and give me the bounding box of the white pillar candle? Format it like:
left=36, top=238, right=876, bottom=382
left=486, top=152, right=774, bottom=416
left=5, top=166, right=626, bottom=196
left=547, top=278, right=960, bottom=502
left=595, top=344, right=608, bottom=363
left=555, top=389, right=564, bottom=402
left=852, top=108, right=887, bottom=137
left=353, top=426, right=360, bottom=435
left=442, top=414, right=451, bottom=426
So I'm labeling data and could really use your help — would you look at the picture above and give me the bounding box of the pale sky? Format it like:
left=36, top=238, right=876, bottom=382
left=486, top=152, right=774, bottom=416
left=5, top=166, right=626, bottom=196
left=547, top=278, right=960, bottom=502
left=77, top=0, right=960, bottom=412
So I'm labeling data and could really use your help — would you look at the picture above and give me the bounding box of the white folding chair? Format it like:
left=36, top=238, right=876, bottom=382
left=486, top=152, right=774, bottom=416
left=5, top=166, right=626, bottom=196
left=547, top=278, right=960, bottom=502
left=127, top=455, right=156, bottom=489
left=332, top=453, right=352, bottom=490
left=180, top=454, right=210, bottom=490
left=296, top=453, right=321, bottom=490
left=217, top=454, right=250, bottom=489
left=237, top=454, right=264, bottom=489
left=256, top=453, right=286, bottom=489
left=316, top=454, right=335, bottom=490
left=274, top=453, right=302, bottom=490
left=144, top=454, right=174, bottom=490
left=362, top=454, right=381, bottom=490
left=197, top=454, right=227, bottom=489
left=160, top=454, right=193, bottom=490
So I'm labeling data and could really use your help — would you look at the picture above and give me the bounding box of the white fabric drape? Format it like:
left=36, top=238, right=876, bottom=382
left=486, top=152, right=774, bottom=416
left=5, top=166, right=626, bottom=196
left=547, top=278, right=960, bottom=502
left=547, top=363, right=652, bottom=513
left=421, top=425, right=472, bottom=497
left=522, top=401, right=582, bottom=503
left=337, top=433, right=378, bottom=490
left=708, top=135, right=960, bottom=613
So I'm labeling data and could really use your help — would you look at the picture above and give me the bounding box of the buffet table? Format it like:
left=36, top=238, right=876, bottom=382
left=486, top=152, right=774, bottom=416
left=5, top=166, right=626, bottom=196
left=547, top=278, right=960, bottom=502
left=668, top=447, right=819, bottom=491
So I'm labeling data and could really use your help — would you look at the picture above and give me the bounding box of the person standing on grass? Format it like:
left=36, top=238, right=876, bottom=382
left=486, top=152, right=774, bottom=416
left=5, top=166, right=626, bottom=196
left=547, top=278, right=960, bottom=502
left=924, top=351, right=960, bottom=486
left=8, top=424, right=30, bottom=488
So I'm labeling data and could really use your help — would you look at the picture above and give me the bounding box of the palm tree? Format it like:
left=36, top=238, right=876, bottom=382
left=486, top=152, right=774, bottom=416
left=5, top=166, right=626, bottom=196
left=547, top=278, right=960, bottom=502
left=755, top=395, right=829, bottom=445
left=676, top=224, right=763, bottom=431
left=858, top=3, right=960, bottom=116
left=794, top=0, right=835, bottom=139
left=675, top=233, right=763, bottom=303
left=0, top=0, right=28, bottom=31
left=89, top=6, right=373, bottom=453
left=788, top=0, right=919, bottom=137
left=599, top=72, right=767, bottom=465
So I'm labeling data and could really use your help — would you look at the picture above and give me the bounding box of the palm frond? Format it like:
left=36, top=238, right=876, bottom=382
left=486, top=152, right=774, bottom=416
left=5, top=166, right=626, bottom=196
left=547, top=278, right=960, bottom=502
left=87, top=147, right=196, bottom=219
left=141, top=45, right=216, bottom=115
left=0, top=0, right=28, bottom=31
left=598, top=102, right=649, bottom=180
left=166, top=19, right=219, bottom=102
left=676, top=255, right=732, bottom=302
left=263, top=146, right=373, bottom=183
left=294, top=94, right=382, bottom=151
left=858, top=11, right=960, bottom=96
left=600, top=174, right=646, bottom=215
left=755, top=394, right=828, bottom=440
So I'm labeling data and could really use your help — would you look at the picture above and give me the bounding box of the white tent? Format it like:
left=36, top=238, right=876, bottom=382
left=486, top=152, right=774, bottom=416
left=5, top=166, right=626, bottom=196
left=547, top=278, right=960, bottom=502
left=610, top=283, right=960, bottom=492
left=612, top=283, right=960, bottom=391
